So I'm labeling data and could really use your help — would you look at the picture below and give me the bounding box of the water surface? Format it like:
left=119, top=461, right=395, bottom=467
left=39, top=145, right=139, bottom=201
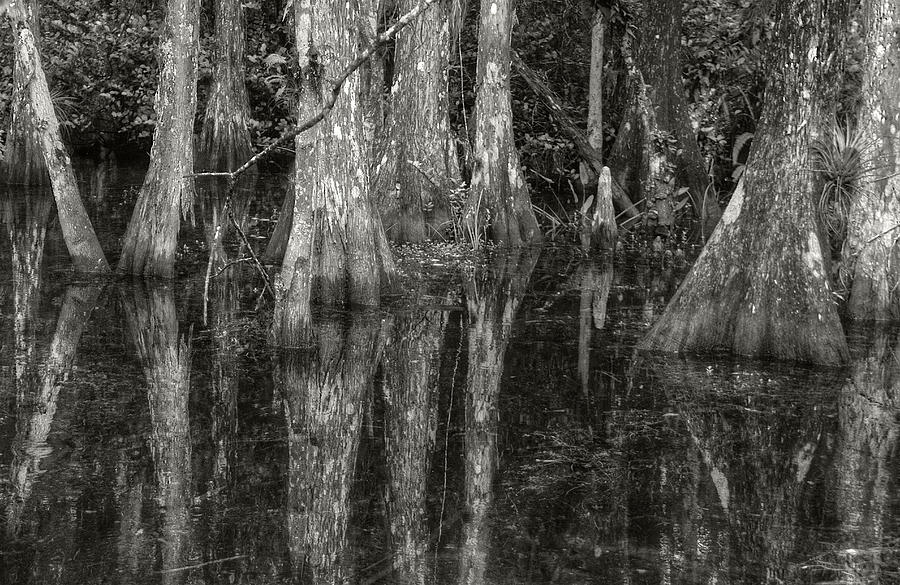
left=0, top=159, right=898, bottom=584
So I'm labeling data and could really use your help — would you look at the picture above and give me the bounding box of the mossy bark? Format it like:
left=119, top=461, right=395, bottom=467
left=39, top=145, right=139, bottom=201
left=638, top=0, right=848, bottom=365
left=844, top=0, right=900, bottom=320
left=118, top=0, right=199, bottom=278
left=463, top=0, right=541, bottom=247
left=378, top=0, right=458, bottom=242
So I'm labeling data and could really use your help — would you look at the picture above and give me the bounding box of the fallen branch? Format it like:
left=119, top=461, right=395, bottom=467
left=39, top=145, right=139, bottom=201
left=511, top=51, right=639, bottom=221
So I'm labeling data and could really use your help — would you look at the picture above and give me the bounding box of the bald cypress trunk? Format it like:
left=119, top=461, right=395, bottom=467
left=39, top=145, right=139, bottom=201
left=198, top=0, right=253, bottom=172
left=273, top=0, right=396, bottom=338
left=844, top=0, right=900, bottom=320
left=463, top=0, right=541, bottom=247
left=639, top=0, right=848, bottom=365
left=4, top=3, right=109, bottom=273
left=118, top=0, right=199, bottom=278
left=378, top=0, right=458, bottom=242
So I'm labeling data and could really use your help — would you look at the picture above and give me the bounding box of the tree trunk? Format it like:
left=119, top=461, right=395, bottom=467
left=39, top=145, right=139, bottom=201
left=262, top=170, right=294, bottom=264
left=608, top=0, right=721, bottom=238
left=118, top=0, right=200, bottom=278
left=378, top=0, right=458, bottom=242
left=4, top=3, right=110, bottom=273
left=638, top=0, right=849, bottom=365
left=198, top=0, right=253, bottom=172
left=463, top=0, right=541, bottom=247
left=581, top=12, right=617, bottom=251
left=273, top=0, right=396, bottom=336
left=843, top=0, right=900, bottom=320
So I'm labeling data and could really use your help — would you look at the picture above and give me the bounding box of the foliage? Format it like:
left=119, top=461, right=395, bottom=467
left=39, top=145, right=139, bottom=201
left=810, top=119, right=873, bottom=245
left=0, top=0, right=296, bottom=153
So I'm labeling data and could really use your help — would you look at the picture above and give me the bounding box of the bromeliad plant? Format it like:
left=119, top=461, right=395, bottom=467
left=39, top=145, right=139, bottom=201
left=810, top=119, right=874, bottom=246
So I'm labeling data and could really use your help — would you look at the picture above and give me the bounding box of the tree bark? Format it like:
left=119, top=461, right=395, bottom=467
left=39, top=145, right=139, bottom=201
left=4, top=3, right=109, bottom=273
left=638, top=0, right=849, bottom=365
left=463, top=0, right=541, bottom=247
left=608, top=0, right=721, bottom=238
left=118, top=0, right=200, bottom=278
left=273, top=0, right=396, bottom=336
left=198, top=0, right=253, bottom=172
left=378, top=0, right=458, bottom=242
left=844, top=0, right=900, bottom=320
left=581, top=12, right=616, bottom=251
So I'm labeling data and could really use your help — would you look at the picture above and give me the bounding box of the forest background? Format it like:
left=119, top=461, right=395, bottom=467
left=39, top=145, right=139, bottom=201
left=0, top=0, right=787, bottom=210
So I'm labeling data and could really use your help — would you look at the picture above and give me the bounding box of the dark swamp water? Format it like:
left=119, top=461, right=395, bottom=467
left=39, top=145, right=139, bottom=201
left=0, top=159, right=899, bottom=585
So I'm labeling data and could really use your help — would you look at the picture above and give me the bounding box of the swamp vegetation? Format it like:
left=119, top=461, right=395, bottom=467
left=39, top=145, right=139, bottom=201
left=1, top=0, right=900, bottom=582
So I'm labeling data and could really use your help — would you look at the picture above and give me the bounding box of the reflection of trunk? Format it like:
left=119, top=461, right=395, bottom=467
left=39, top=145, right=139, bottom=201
left=577, top=260, right=613, bottom=398
left=2, top=189, right=51, bottom=388
left=279, top=315, right=382, bottom=584
left=832, top=328, right=900, bottom=582
left=6, top=284, right=102, bottom=536
left=121, top=283, right=193, bottom=578
left=459, top=248, right=539, bottom=584
left=382, top=299, right=449, bottom=582
left=651, top=357, right=839, bottom=582
left=200, top=246, right=243, bottom=570
left=115, top=450, right=153, bottom=581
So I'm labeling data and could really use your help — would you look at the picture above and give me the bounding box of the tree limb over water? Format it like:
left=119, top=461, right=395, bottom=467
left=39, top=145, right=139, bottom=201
left=189, top=0, right=441, bottom=189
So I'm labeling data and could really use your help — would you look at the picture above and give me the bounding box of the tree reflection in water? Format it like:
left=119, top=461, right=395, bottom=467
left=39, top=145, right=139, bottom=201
left=459, top=247, right=539, bottom=585
left=381, top=287, right=452, bottom=584
left=826, top=326, right=900, bottom=584
left=121, top=283, right=194, bottom=582
left=277, top=312, right=383, bottom=584
left=1, top=187, right=103, bottom=579
left=647, top=356, right=843, bottom=583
